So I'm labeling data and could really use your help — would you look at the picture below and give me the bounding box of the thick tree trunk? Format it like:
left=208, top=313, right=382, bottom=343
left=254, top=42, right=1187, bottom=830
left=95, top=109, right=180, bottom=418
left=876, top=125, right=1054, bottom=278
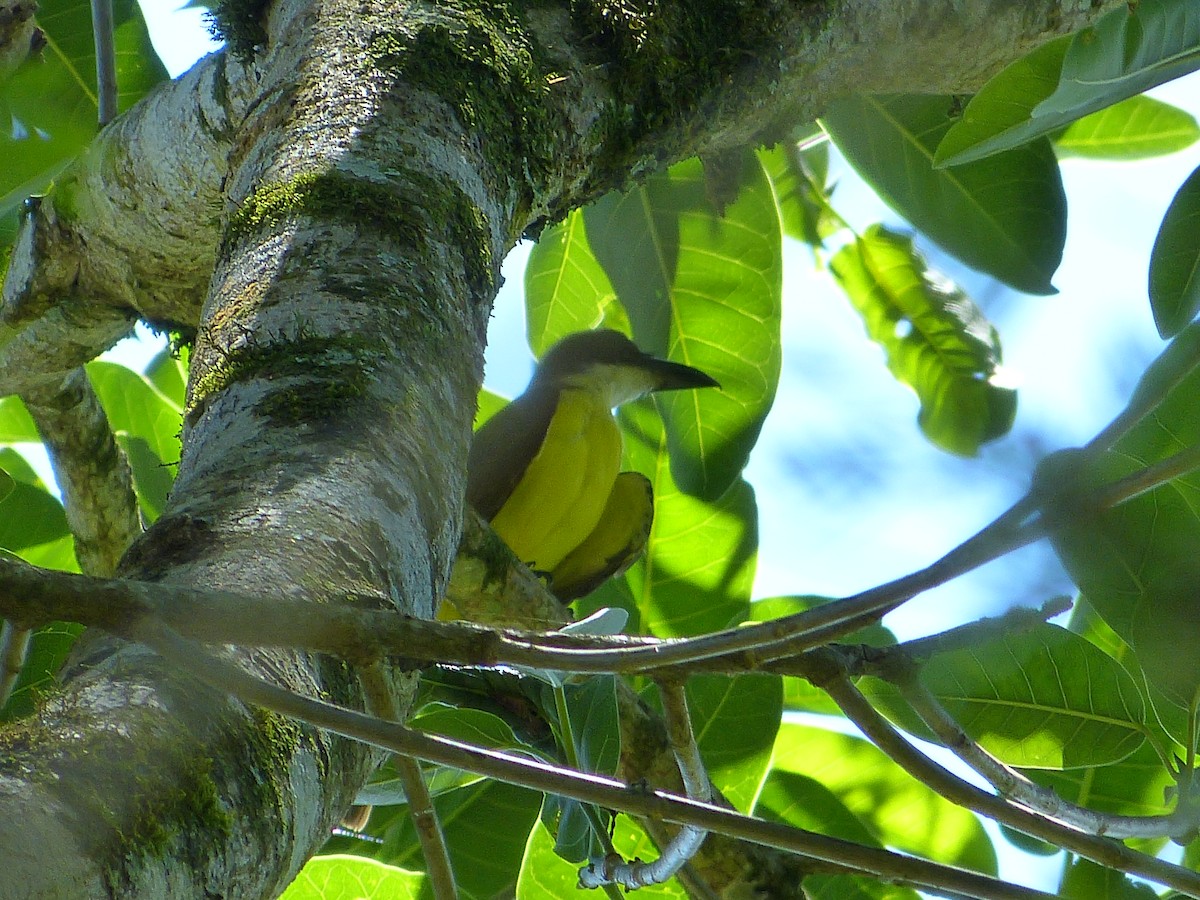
left=0, top=1, right=1121, bottom=896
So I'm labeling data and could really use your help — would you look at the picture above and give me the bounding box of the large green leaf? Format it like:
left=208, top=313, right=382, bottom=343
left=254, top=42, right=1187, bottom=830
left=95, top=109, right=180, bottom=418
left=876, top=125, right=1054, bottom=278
left=0, top=447, right=70, bottom=552
left=86, top=360, right=181, bottom=520
left=1056, top=96, right=1200, bottom=161
left=770, top=724, right=997, bottom=874
left=1148, top=164, right=1200, bottom=338
left=933, top=36, right=1072, bottom=168
left=613, top=402, right=757, bottom=638
left=756, top=770, right=920, bottom=900
left=1060, top=857, right=1161, bottom=900
left=280, top=856, right=425, bottom=900
left=683, top=673, right=781, bottom=813
left=1039, top=0, right=1200, bottom=120
left=1027, top=740, right=1174, bottom=825
left=829, top=225, right=1016, bottom=455
left=0, top=620, right=84, bottom=721
left=867, top=623, right=1147, bottom=769
left=524, top=209, right=618, bottom=354
left=1, top=0, right=168, bottom=236
left=937, top=0, right=1200, bottom=167
left=539, top=676, right=620, bottom=862
left=143, top=346, right=189, bottom=408
left=0, top=449, right=79, bottom=721
left=823, top=94, right=1066, bottom=295
left=1037, top=324, right=1200, bottom=707
left=583, top=152, right=782, bottom=500
left=0, top=396, right=40, bottom=441
left=378, top=780, right=541, bottom=898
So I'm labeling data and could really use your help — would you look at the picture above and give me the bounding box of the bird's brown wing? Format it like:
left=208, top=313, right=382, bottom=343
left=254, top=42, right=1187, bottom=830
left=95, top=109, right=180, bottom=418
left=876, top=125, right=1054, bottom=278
left=465, top=387, right=557, bottom=520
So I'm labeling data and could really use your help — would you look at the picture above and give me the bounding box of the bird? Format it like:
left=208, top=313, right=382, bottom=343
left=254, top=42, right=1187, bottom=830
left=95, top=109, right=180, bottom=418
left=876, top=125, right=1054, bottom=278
left=466, top=329, right=719, bottom=600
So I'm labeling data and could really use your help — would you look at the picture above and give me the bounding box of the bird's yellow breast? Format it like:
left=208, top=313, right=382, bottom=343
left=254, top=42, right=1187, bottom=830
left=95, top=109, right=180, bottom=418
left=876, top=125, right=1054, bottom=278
left=488, top=387, right=622, bottom=572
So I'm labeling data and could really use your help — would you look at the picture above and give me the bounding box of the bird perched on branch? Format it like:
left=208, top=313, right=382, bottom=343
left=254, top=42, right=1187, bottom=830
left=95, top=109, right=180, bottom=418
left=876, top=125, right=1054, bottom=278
left=467, top=329, right=719, bottom=600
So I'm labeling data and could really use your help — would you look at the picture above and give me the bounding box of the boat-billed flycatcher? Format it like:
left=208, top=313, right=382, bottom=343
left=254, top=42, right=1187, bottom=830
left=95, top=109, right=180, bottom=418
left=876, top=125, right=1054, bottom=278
left=466, top=329, right=719, bottom=600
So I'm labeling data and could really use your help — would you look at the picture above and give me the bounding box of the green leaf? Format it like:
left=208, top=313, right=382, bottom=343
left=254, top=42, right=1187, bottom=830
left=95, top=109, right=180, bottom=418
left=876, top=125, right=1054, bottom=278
left=473, top=388, right=508, bottom=430
left=540, top=677, right=620, bottom=862
left=868, top=623, right=1146, bottom=769
left=1056, top=96, right=1200, bottom=160
left=938, top=0, right=1200, bottom=167
left=1, top=0, right=168, bottom=229
left=1039, top=0, right=1200, bottom=121
left=377, top=780, right=541, bottom=898
left=0, top=621, right=84, bottom=721
left=86, top=361, right=182, bottom=463
left=770, top=724, right=997, bottom=874
left=756, top=768, right=880, bottom=844
left=829, top=225, right=1017, bottom=455
left=1037, top=332, right=1200, bottom=707
left=524, top=209, right=618, bottom=355
left=758, top=140, right=840, bottom=247
left=613, top=402, right=757, bottom=638
left=86, top=360, right=181, bottom=519
left=0, top=396, right=40, bottom=441
left=410, top=702, right=531, bottom=752
left=933, top=36, right=1072, bottom=167
left=1029, top=740, right=1174, bottom=832
left=756, top=771, right=920, bottom=900
left=683, top=673, right=781, bottom=813
left=1060, top=857, right=1161, bottom=900
left=0, top=448, right=70, bottom=552
left=560, top=678, right=620, bottom=777
left=583, top=152, right=783, bottom=500
left=280, top=855, right=425, bottom=900
left=1149, top=164, right=1200, bottom=338
left=823, top=94, right=1066, bottom=295
left=144, top=346, right=189, bottom=408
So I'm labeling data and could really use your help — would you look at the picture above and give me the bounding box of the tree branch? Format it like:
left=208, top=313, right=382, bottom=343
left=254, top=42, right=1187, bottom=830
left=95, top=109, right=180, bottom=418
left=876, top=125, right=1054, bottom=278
left=141, top=621, right=1064, bottom=900
left=818, top=664, right=1200, bottom=896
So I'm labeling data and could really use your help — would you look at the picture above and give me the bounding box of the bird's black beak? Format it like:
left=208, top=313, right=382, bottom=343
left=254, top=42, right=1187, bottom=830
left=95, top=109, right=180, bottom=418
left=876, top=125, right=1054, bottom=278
left=646, top=357, right=721, bottom=392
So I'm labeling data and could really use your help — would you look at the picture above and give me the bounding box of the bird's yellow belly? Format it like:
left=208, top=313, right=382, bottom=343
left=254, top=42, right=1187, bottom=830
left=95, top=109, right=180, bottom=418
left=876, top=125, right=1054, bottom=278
left=489, top=388, right=622, bottom=571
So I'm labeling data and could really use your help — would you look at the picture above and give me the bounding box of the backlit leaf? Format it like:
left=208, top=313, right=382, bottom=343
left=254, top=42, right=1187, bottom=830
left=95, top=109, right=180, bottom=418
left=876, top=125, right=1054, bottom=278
left=280, top=856, right=425, bottom=900
left=584, top=152, right=782, bottom=500
left=829, top=225, right=1016, bottom=455
left=1056, top=96, right=1200, bottom=160
left=770, top=724, right=996, bottom=874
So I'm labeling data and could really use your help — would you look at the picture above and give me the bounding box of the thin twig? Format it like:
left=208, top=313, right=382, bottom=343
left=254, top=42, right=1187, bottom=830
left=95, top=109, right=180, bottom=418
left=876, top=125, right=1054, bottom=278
left=90, top=0, right=118, bottom=125
left=580, top=680, right=711, bottom=890
left=0, top=621, right=31, bottom=708
left=359, top=662, right=455, bottom=900
left=22, top=369, right=141, bottom=577
left=898, top=677, right=1181, bottom=841
left=137, top=623, right=1062, bottom=900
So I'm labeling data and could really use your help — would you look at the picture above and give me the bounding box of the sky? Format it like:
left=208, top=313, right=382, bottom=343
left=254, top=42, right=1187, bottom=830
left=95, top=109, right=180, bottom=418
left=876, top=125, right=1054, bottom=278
left=55, top=2, right=1200, bottom=891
